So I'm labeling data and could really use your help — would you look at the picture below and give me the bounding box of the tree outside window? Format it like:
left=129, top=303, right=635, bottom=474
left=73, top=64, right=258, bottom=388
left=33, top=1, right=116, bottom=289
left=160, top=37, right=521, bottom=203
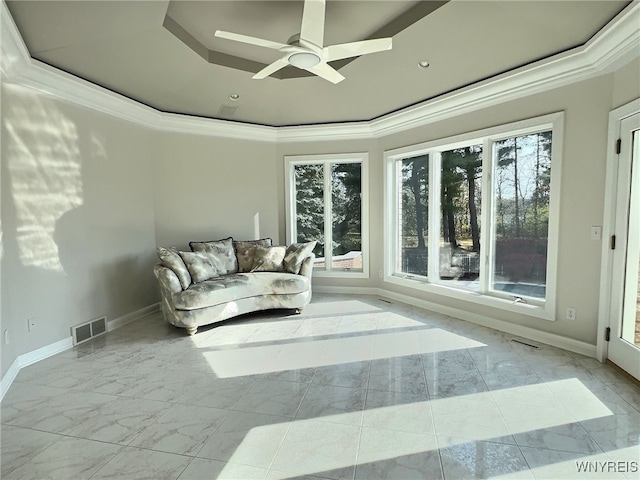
left=386, top=114, right=560, bottom=310
left=288, top=154, right=367, bottom=275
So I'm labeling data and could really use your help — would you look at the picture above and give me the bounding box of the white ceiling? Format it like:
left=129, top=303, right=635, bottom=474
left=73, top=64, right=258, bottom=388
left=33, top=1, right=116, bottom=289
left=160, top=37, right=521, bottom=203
left=6, top=0, right=630, bottom=127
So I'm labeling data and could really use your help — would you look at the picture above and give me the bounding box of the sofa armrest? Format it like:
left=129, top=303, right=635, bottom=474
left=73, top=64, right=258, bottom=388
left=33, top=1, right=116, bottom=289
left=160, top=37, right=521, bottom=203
left=298, top=253, right=315, bottom=280
left=154, top=265, right=183, bottom=299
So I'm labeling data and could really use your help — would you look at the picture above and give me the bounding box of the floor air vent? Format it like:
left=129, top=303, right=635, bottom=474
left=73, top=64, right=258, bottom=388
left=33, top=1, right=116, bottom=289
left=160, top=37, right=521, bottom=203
left=72, top=317, right=107, bottom=345
left=509, top=338, right=541, bottom=349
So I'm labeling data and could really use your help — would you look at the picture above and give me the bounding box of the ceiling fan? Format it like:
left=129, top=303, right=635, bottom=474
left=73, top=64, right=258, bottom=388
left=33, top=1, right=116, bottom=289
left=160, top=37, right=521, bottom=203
left=214, top=0, right=392, bottom=84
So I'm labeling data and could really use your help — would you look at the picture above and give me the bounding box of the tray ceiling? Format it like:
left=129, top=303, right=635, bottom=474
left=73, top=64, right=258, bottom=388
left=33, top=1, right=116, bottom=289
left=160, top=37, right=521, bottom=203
left=5, top=0, right=630, bottom=127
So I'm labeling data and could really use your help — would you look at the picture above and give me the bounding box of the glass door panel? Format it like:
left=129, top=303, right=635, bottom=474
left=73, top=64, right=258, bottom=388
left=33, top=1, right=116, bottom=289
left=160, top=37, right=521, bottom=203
left=621, top=130, right=640, bottom=347
left=609, top=114, right=640, bottom=381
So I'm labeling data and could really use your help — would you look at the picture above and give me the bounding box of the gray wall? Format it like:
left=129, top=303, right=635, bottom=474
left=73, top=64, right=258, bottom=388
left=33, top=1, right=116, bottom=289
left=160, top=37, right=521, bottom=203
left=1, top=83, right=157, bottom=377
left=152, top=133, right=279, bottom=249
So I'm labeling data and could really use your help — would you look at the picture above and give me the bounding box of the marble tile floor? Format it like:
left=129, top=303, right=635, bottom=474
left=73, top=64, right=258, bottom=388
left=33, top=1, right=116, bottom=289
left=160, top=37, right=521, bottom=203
left=1, top=294, right=639, bottom=480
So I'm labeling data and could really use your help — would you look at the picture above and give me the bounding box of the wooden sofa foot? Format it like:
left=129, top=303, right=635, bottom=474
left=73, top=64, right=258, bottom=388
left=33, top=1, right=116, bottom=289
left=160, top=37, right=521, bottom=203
left=186, top=327, right=197, bottom=336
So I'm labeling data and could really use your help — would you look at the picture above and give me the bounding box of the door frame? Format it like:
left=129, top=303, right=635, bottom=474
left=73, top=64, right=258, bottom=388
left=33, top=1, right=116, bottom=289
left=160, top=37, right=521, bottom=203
left=597, top=98, right=640, bottom=365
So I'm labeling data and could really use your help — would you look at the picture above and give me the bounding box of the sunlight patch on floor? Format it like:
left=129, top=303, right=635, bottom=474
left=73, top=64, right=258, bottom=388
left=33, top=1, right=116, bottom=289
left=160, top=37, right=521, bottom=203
left=223, top=378, right=614, bottom=479
left=189, top=300, right=422, bottom=349
left=200, top=328, right=486, bottom=378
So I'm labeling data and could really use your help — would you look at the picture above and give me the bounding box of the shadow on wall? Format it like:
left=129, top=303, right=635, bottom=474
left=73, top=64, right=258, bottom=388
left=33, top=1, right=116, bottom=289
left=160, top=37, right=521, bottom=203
left=2, top=83, right=155, bottom=346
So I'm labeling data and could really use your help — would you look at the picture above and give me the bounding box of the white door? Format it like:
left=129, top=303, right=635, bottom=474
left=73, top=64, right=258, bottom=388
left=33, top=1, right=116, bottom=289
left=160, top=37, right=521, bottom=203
left=608, top=112, right=640, bottom=380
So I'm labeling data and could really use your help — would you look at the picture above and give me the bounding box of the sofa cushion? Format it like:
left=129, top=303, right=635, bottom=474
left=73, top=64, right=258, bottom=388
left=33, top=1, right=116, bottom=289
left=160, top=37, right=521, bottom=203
left=178, top=251, right=220, bottom=283
left=284, top=241, right=317, bottom=274
left=234, top=238, right=272, bottom=272
left=157, top=247, right=192, bottom=289
left=251, top=245, right=286, bottom=272
left=173, top=272, right=309, bottom=310
left=190, top=237, right=237, bottom=275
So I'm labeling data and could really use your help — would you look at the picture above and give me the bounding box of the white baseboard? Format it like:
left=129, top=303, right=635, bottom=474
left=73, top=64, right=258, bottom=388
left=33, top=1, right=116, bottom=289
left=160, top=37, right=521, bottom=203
left=314, top=286, right=597, bottom=358
left=314, top=286, right=377, bottom=296
left=19, top=337, right=73, bottom=369
left=0, top=336, right=71, bottom=402
left=0, top=359, right=21, bottom=402
left=1, top=303, right=159, bottom=402
left=107, top=303, right=159, bottom=332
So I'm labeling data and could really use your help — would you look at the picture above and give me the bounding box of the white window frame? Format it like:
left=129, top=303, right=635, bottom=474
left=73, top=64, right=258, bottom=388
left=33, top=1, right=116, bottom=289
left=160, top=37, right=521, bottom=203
left=285, top=152, right=369, bottom=279
left=384, top=112, right=564, bottom=321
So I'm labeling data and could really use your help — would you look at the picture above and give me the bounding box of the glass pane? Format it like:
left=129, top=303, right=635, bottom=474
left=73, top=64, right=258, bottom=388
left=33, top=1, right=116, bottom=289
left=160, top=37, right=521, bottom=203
left=492, top=131, right=552, bottom=299
left=621, top=130, right=640, bottom=347
left=438, top=145, right=483, bottom=292
left=398, top=155, right=429, bottom=276
left=331, top=163, right=362, bottom=271
left=294, top=164, right=324, bottom=267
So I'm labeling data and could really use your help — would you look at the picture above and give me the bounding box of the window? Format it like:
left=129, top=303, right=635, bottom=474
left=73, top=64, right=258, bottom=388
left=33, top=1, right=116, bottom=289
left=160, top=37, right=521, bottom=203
left=385, top=113, right=563, bottom=319
left=285, top=153, right=368, bottom=277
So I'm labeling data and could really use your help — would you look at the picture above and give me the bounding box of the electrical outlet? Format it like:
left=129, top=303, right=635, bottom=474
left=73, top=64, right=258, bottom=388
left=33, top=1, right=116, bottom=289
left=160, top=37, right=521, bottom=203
left=378, top=270, right=383, bottom=278
left=566, top=308, right=576, bottom=321
left=27, top=317, right=36, bottom=332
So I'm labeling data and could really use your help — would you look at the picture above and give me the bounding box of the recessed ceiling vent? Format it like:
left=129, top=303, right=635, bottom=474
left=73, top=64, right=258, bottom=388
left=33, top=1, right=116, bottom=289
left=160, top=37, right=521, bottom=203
left=72, top=316, right=107, bottom=345
left=217, top=105, right=238, bottom=119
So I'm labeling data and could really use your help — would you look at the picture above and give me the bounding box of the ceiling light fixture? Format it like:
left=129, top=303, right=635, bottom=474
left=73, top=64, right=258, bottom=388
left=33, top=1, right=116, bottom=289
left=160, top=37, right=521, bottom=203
left=229, top=93, right=240, bottom=101
left=288, top=52, right=321, bottom=69
left=418, top=60, right=430, bottom=69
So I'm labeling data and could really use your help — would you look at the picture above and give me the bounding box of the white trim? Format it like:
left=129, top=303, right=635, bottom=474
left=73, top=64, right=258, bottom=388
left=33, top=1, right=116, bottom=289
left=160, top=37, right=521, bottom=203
left=0, top=303, right=159, bottom=402
left=314, top=286, right=378, bottom=296
left=0, top=359, right=21, bottom=402
left=597, top=99, right=640, bottom=362
left=18, top=337, right=72, bottom=369
left=383, top=275, right=553, bottom=321
left=107, top=303, right=159, bottom=332
left=313, top=285, right=597, bottom=358
left=369, top=1, right=639, bottom=140
left=1, top=1, right=638, bottom=142
left=0, top=337, right=71, bottom=401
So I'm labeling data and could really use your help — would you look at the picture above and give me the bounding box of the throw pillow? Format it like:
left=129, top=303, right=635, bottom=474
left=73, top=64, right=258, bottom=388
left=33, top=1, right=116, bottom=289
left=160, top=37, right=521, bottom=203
left=178, top=251, right=219, bottom=283
left=283, top=241, right=317, bottom=274
left=190, top=237, right=237, bottom=275
left=234, top=238, right=273, bottom=272
left=157, top=247, right=192, bottom=289
left=251, top=245, right=286, bottom=272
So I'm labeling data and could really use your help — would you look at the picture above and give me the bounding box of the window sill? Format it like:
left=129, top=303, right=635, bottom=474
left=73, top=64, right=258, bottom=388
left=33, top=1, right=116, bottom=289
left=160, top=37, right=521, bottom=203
left=384, top=274, right=555, bottom=322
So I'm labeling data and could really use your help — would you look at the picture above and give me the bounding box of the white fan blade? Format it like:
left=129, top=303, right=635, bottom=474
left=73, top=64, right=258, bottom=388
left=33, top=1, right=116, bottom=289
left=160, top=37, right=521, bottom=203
left=324, top=37, right=392, bottom=62
left=300, top=0, right=325, bottom=48
left=215, top=30, right=289, bottom=51
left=253, top=56, right=290, bottom=79
left=307, top=62, right=345, bottom=84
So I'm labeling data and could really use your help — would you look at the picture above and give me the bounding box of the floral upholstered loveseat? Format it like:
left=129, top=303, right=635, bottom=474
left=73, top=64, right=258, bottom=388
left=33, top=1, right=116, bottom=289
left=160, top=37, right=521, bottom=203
left=154, top=237, right=315, bottom=335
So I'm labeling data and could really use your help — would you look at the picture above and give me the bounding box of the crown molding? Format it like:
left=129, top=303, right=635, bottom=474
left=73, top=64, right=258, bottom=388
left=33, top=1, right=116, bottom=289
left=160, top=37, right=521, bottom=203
left=1, top=0, right=638, bottom=143
left=0, top=1, right=278, bottom=143
left=368, top=0, right=640, bottom=138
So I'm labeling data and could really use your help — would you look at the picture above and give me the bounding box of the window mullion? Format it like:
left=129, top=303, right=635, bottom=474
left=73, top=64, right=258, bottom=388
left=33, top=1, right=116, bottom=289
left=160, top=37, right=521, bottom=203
left=428, top=151, right=441, bottom=283
left=392, top=160, right=401, bottom=275
left=324, top=162, right=333, bottom=271
left=479, top=138, right=494, bottom=294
